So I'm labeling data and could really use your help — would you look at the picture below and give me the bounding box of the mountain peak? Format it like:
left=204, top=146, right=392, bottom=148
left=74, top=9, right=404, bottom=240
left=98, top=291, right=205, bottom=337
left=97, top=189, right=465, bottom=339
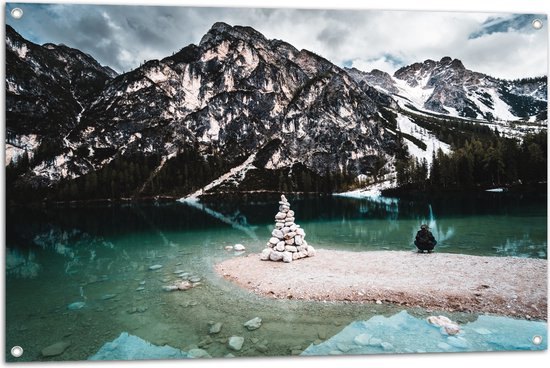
left=200, top=22, right=267, bottom=47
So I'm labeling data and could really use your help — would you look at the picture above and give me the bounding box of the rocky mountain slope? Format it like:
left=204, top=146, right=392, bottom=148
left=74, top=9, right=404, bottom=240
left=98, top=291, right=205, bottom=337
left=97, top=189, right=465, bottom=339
left=6, top=23, right=398, bottom=201
left=5, top=23, right=548, bottom=202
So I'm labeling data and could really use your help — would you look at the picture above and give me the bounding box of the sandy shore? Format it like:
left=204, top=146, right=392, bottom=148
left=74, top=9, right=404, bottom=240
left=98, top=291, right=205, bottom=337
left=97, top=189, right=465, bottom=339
left=215, top=250, right=547, bottom=320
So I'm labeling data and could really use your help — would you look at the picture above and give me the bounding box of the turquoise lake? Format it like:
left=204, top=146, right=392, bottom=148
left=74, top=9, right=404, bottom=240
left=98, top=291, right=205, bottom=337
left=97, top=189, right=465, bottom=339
left=5, top=192, right=547, bottom=361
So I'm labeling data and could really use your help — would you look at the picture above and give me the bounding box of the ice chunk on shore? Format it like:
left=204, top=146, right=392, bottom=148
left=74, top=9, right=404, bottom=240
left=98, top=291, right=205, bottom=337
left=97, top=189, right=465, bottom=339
left=89, top=332, right=189, bottom=360
left=302, top=310, right=547, bottom=356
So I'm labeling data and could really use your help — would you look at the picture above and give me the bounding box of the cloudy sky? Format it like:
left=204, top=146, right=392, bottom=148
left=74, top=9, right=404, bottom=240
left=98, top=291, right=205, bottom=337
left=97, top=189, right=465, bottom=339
left=5, top=2, right=548, bottom=79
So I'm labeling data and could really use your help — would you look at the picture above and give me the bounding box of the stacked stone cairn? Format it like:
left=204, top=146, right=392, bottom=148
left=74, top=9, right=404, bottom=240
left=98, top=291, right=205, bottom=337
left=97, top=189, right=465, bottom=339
left=260, top=195, right=315, bottom=263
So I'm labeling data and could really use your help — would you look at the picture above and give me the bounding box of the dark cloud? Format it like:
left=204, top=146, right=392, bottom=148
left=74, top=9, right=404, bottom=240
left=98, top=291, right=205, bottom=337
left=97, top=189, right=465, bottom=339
left=5, top=4, right=547, bottom=79
left=469, top=14, right=543, bottom=39
left=317, top=25, right=350, bottom=49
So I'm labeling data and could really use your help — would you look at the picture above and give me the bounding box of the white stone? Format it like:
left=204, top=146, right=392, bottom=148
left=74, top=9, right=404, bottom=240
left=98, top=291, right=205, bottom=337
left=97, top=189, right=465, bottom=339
left=306, top=245, right=316, bottom=257
left=289, top=224, right=298, bottom=231
left=228, top=336, right=244, bottom=351
left=282, top=251, right=293, bottom=263
left=260, top=248, right=271, bottom=260
left=275, top=212, right=286, bottom=220
left=269, top=251, right=284, bottom=261
left=287, top=210, right=295, bottom=217
left=234, top=244, right=246, bottom=251
left=380, top=342, right=394, bottom=351
left=224, top=245, right=233, bottom=250
left=284, top=232, right=296, bottom=239
left=275, top=242, right=285, bottom=251
left=285, top=238, right=295, bottom=245
left=294, top=236, right=303, bottom=246
left=162, top=285, right=179, bottom=292
left=284, top=222, right=295, bottom=227
left=285, top=245, right=298, bottom=252
left=272, top=229, right=284, bottom=238
left=266, top=242, right=274, bottom=248
left=149, top=264, right=163, bottom=270
left=275, top=222, right=285, bottom=228
left=279, top=205, right=289, bottom=212
left=281, top=227, right=291, bottom=234
left=296, top=228, right=305, bottom=236
left=285, top=216, right=295, bottom=222
left=292, top=252, right=300, bottom=260
left=269, top=237, right=279, bottom=245
left=243, top=317, right=262, bottom=331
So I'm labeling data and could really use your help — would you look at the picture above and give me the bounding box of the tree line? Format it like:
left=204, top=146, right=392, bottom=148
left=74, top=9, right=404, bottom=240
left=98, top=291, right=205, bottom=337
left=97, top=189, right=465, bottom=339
left=394, top=130, right=546, bottom=192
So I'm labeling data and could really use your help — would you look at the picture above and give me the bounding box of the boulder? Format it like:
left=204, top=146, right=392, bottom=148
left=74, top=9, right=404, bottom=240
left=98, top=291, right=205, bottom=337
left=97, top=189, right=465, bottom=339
left=306, top=245, right=316, bottom=257
left=149, top=264, right=163, bottom=271
left=234, top=244, right=246, bottom=251
left=268, top=237, right=279, bottom=245
left=284, top=238, right=295, bottom=245
left=285, top=245, right=298, bottom=252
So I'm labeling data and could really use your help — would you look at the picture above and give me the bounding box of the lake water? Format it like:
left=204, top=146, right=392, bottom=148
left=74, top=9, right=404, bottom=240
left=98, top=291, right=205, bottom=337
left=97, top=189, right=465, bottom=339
left=5, top=192, right=547, bottom=361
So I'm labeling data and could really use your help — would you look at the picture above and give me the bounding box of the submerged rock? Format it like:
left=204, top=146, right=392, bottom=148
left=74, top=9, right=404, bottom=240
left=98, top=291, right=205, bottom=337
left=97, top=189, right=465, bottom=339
left=427, top=315, right=461, bottom=335
left=228, top=336, right=244, bottom=351
left=244, top=317, right=262, bottom=331
left=88, top=332, right=188, bottom=360
left=149, top=265, right=163, bottom=271
left=188, top=348, right=211, bottom=358
left=101, top=294, right=117, bottom=300
left=67, top=301, right=86, bottom=310
left=209, top=322, right=223, bottom=334
left=42, top=341, right=71, bottom=357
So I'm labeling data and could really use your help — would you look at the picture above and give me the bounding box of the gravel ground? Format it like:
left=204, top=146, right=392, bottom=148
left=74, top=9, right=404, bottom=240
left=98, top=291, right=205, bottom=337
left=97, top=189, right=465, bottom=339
left=215, top=250, right=547, bottom=320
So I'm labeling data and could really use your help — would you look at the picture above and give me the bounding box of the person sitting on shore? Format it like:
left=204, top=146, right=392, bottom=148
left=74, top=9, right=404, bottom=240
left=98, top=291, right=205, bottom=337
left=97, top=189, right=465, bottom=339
left=414, top=224, right=437, bottom=253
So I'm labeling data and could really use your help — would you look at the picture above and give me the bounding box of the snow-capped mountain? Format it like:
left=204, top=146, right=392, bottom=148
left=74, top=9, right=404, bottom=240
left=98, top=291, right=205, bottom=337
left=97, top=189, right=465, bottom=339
left=347, top=57, right=547, bottom=124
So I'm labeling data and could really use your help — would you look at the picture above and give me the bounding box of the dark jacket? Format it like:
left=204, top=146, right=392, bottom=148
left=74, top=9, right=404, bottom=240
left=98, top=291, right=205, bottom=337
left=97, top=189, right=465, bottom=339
left=414, top=229, right=437, bottom=250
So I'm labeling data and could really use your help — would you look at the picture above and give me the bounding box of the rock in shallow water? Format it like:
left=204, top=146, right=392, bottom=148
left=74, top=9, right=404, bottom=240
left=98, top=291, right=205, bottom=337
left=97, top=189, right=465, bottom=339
left=228, top=336, right=244, bottom=351
left=149, top=264, right=163, bottom=271
left=188, top=348, right=211, bottom=358
left=234, top=244, right=246, bottom=251
left=244, top=317, right=262, bottom=331
left=209, top=322, right=223, bottom=334
left=42, top=341, right=71, bottom=357
left=68, top=301, right=86, bottom=310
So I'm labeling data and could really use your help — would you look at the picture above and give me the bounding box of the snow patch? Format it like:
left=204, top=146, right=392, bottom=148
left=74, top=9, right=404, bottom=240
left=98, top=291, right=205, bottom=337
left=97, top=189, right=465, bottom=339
left=396, top=114, right=451, bottom=166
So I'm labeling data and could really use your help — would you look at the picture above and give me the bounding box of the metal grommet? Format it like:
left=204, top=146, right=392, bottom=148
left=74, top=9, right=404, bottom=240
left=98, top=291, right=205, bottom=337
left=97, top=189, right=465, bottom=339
left=10, top=7, right=24, bottom=20
left=532, top=19, right=543, bottom=30
left=11, top=346, right=24, bottom=358
left=532, top=335, right=543, bottom=345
